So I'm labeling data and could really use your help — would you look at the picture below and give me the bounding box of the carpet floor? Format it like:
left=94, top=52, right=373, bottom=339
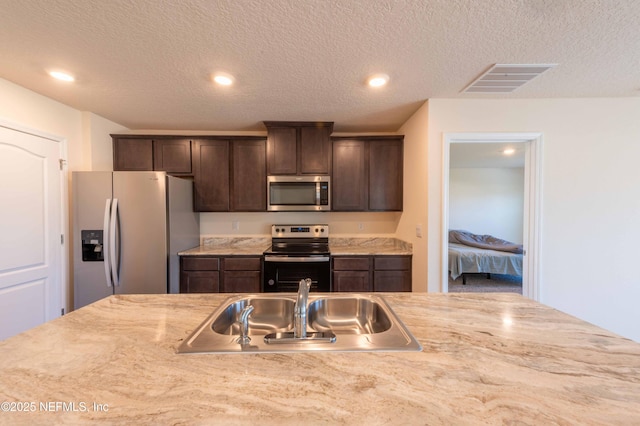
left=448, top=273, right=522, bottom=294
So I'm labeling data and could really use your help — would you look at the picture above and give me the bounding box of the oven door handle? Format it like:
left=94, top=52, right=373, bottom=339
left=264, top=255, right=330, bottom=263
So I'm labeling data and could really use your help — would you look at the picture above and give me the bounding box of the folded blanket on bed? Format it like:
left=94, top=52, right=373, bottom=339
left=449, top=230, right=524, bottom=254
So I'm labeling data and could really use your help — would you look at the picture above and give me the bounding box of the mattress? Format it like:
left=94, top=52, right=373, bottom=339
left=448, top=242, right=523, bottom=280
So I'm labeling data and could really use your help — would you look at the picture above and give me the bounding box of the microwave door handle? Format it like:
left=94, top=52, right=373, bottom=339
left=316, top=182, right=321, bottom=205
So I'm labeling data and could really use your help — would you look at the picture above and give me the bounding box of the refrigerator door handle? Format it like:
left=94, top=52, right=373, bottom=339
left=103, top=199, right=113, bottom=287
left=110, top=198, right=120, bottom=287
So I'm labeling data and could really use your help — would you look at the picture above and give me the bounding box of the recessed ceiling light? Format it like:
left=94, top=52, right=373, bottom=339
left=49, top=70, right=75, bottom=82
left=213, top=72, right=234, bottom=86
left=503, top=148, right=516, bottom=155
left=368, top=73, right=389, bottom=87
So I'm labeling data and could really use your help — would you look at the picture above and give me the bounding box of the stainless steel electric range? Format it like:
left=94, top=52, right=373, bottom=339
left=263, top=224, right=331, bottom=292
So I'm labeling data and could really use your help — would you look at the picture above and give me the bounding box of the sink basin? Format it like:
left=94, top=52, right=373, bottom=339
left=177, top=294, right=421, bottom=354
left=211, top=297, right=295, bottom=336
left=308, top=297, right=392, bottom=335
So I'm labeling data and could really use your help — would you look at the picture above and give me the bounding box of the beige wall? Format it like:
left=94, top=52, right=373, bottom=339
left=200, top=211, right=401, bottom=237
left=449, top=167, right=524, bottom=244
left=427, top=98, right=640, bottom=342
left=396, top=101, right=429, bottom=292
left=0, top=78, right=82, bottom=167
left=0, top=78, right=126, bottom=173
left=82, top=112, right=128, bottom=171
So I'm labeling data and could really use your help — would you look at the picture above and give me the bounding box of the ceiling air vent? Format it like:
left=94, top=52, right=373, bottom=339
left=462, top=64, right=557, bottom=93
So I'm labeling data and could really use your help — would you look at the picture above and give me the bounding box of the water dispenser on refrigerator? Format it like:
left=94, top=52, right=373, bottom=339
left=81, top=230, right=104, bottom=262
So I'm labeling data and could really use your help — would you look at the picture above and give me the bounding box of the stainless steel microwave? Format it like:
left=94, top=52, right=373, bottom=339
left=267, top=176, right=330, bottom=211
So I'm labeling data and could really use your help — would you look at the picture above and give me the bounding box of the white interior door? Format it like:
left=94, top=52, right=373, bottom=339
left=442, top=132, right=542, bottom=300
left=0, top=123, right=63, bottom=340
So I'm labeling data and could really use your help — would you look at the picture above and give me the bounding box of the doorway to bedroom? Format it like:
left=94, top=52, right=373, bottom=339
left=442, top=133, right=542, bottom=300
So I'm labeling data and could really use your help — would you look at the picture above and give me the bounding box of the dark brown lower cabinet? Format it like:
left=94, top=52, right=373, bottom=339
left=332, top=257, right=372, bottom=292
left=332, top=255, right=411, bottom=292
left=373, top=256, right=412, bottom=292
left=182, top=255, right=409, bottom=293
left=180, top=257, right=220, bottom=293
left=180, top=256, right=262, bottom=293
left=221, top=257, right=262, bottom=293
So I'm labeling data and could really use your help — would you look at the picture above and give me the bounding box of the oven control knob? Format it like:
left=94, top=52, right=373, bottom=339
left=268, top=279, right=275, bottom=286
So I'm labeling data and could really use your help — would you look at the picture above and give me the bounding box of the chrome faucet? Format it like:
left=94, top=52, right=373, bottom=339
left=236, top=304, right=254, bottom=345
left=294, top=278, right=311, bottom=338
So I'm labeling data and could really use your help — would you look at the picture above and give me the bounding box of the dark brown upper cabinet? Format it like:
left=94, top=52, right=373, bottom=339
left=369, top=138, right=403, bottom=211
left=332, top=139, right=368, bottom=211
left=332, top=136, right=403, bottom=212
left=153, top=139, right=192, bottom=174
left=231, top=139, right=266, bottom=211
left=264, top=125, right=297, bottom=175
left=264, top=121, right=333, bottom=175
left=112, top=135, right=191, bottom=174
left=192, top=139, right=230, bottom=212
left=192, top=137, right=267, bottom=212
left=112, top=137, right=154, bottom=171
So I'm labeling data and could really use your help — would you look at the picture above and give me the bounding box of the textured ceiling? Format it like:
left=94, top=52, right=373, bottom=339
left=1, top=0, right=639, bottom=132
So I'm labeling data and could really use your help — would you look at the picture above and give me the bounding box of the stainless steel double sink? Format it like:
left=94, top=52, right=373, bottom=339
left=177, top=294, right=422, bottom=354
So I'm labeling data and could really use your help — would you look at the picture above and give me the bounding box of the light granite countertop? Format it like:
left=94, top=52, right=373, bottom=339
left=329, top=237, right=412, bottom=255
left=179, top=237, right=271, bottom=256
left=179, top=237, right=412, bottom=256
left=1, top=293, right=639, bottom=424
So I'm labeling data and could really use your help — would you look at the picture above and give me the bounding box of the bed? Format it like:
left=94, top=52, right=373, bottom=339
left=447, top=230, right=523, bottom=284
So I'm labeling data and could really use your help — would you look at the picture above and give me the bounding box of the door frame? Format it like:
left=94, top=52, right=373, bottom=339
left=441, top=132, right=543, bottom=300
left=0, top=117, right=67, bottom=316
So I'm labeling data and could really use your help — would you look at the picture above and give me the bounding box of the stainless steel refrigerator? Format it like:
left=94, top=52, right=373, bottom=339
left=72, top=171, right=199, bottom=309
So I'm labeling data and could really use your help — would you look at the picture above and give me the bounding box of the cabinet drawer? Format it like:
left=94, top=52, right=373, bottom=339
left=374, top=256, right=411, bottom=271
left=333, top=257, right=370, bottom=271
left=224, top=257, right=261, bottom=271
left=182, top=257, right=219, bottom=271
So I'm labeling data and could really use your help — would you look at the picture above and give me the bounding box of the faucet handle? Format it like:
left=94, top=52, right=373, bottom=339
left=236, top=304, right=254, bottom=345
left=240, top=304, right=254, bottom=322
left=299, top=278, right=311, bottom=291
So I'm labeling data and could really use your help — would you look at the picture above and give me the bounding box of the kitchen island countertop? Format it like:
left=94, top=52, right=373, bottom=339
left=1, top=293, right=639, bottom=424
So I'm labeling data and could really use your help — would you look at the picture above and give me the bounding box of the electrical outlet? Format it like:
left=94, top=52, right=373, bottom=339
left=358, top=223, right=364, bottom=231
left=416, top=224, right=423, bottom=238
left=232, top=221, right=239, bottom=231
